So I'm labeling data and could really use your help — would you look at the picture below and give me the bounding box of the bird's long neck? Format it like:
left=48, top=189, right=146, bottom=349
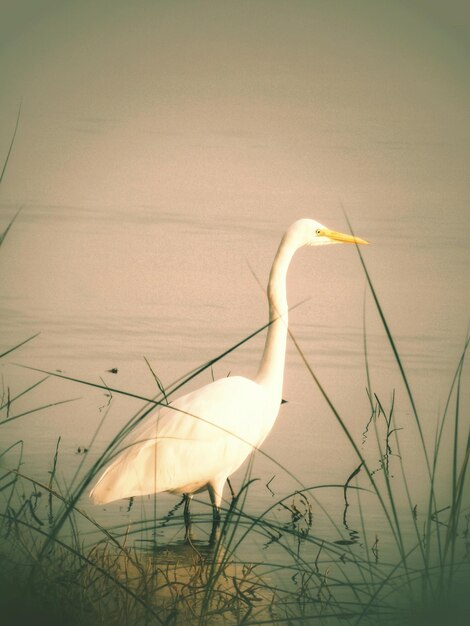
left=255, top=233, right=297, bottom=396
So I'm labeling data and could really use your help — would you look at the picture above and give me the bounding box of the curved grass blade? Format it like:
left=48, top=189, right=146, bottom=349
left=0, top=103, right=21, bottom=187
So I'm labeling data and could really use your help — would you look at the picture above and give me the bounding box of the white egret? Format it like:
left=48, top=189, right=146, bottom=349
left=90, top=219, right=368, bottom=530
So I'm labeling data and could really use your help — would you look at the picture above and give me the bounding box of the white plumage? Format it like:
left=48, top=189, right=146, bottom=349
left=90, top=219, right=368, bottom=516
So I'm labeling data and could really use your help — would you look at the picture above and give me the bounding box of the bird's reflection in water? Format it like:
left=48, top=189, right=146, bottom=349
left=123, top=507, right=269, bottom=625
left=135, top=495, right=223, bottom=563
left=140, top=533, right=221, bottom=567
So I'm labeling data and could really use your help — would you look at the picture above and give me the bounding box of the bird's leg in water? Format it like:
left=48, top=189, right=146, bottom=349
left=209, top=516, right=220, bottom=546
left=209, top=505, right=221, bottom=546
left=183, top=494, right=193, bottom=541
left=227, top=477, right=236, bottom=501
left=226, top=477, right=237, bottom=516
left=207, top=482, right=222, bottom=545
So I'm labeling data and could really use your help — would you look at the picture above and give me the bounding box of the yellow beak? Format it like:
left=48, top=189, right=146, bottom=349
left=324, top=228, right=369, bottom=245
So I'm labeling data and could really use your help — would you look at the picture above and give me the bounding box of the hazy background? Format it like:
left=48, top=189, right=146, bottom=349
left=0, top=0, right=469, bottom=537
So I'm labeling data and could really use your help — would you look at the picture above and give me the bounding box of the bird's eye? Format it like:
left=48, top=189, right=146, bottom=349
left=315, top=229, right=322, bottom=236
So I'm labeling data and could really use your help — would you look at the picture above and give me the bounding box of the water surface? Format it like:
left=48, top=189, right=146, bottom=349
left=0, top=0, right=469, bottom=598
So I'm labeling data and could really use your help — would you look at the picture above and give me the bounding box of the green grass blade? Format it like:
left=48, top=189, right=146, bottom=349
left=0, top=333, right=40, bottom=359
left=342, top=209, right=431, bottom=479
left=0, top=103, right=21, bottom=187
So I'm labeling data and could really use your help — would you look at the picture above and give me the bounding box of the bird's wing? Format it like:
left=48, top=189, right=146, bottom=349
left=90, top=376, right=273, bottom=503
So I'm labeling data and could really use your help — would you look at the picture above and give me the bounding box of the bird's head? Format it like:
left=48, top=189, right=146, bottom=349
left=287, top=218, right=369, bottom=248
